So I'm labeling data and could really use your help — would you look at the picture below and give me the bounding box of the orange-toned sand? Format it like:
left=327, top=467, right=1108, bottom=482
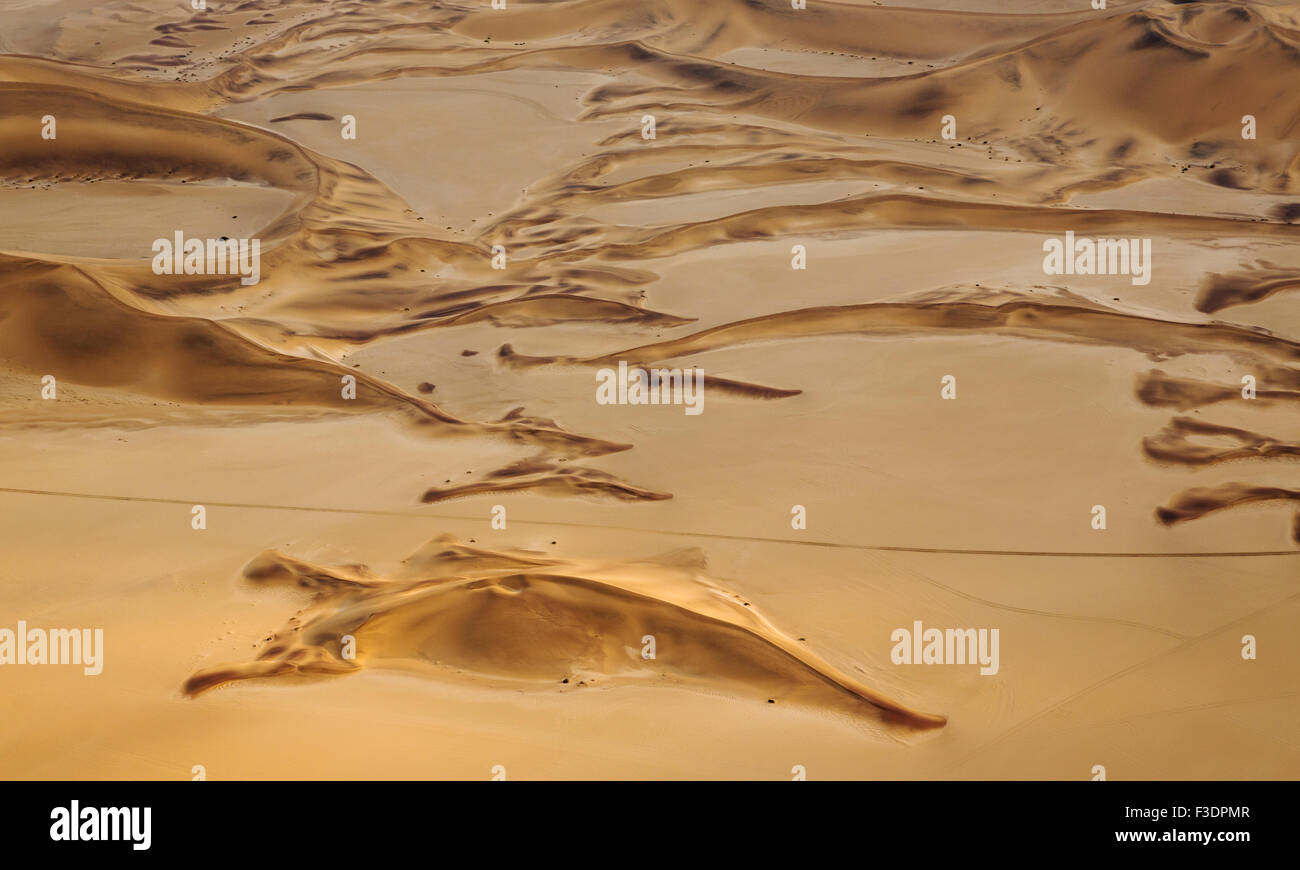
left=1, top=0, right=1297, bottom=779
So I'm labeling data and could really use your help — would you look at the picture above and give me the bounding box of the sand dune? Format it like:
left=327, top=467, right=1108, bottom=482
left=1144, top=416, right=1300, bottom=466
left=1197, top=262, right=1300, bottom=313
left=1137, top=369, right=1300, bottom=410
left=2, top=0, right=1298, bottom=779
left=184, top=537, right=947, bottom=733
left=1157, top=483, right=1300, bottom=544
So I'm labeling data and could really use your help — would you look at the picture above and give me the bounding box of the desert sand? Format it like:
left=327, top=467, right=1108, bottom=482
left=0, top=0, right=1297, bottom=779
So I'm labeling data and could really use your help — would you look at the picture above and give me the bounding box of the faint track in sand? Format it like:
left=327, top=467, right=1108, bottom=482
left=2, top=485, right=1297, bottom=558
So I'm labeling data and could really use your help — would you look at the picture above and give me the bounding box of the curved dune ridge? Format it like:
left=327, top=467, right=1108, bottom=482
left=1144, top=416, right=1300, bottom=466
left=1157, top=483, right=1300, bottom=544
left=1, top=0, right=1299, bottom=538
left=182, top=536, right=947, bottom=734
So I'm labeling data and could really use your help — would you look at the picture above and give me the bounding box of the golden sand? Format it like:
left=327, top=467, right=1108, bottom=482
left=0, top=0, right=1297, bottom=779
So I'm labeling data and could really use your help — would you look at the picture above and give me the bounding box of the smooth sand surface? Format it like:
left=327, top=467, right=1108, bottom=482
left=1, top=0, right=1298, bottom=779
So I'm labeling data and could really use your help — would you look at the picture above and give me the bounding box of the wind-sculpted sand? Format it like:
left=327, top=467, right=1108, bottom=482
left=1, top=0, right=1298, bottom=779
left=183, top=537, right=947, bottom=734
left=1157, top=483, right=1300, bottom=543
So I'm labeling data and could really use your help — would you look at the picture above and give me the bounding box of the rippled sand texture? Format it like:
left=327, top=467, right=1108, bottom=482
left=1, top=0, right=1298, bottom=779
